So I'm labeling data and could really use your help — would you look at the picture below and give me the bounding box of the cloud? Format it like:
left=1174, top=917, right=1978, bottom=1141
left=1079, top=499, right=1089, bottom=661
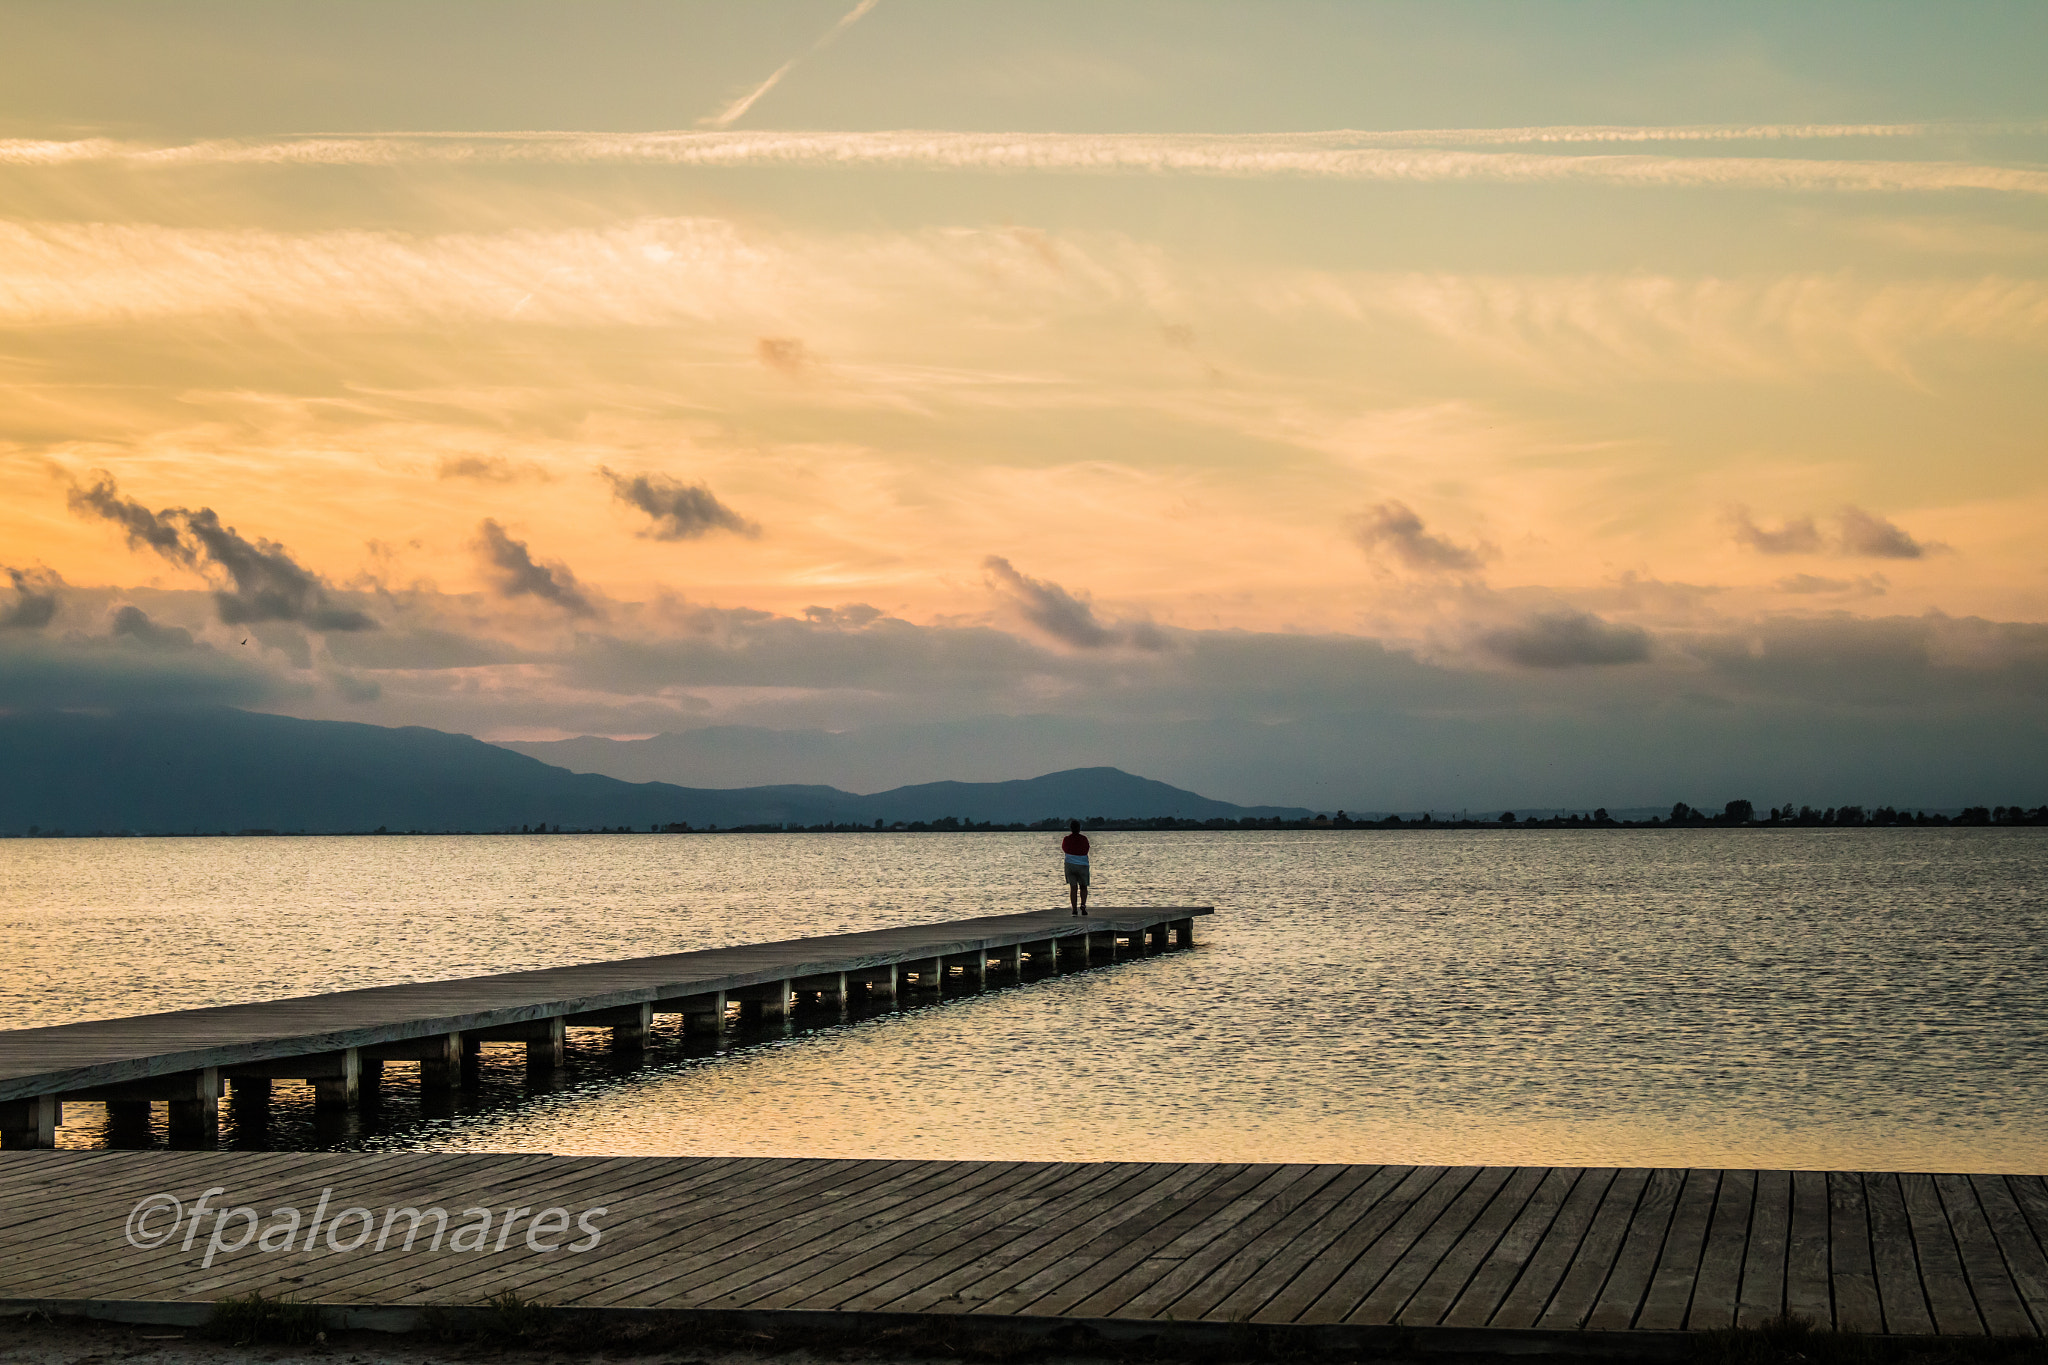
left=65, top=472, right=376, bottom=631
left=756, top=336, right=817, bottom=377
left=108, top=605, right=195, bottom=649
left=474, top=519, right=597, bottom=616
left=65, top=473, right=194, bottom=564
left=1836, top=505, right=1941, bottom=559
left=1730, top=504, right=1942, bottom=559
left=698, top=0, right=881, bottom=130
left=1729, top=507, right=1825, bottom=555
left=437, top=455, right=546, bottom=484
left=1776, top=573, right=1888, bottom=597
left=600, top=468, right=760, bottom=541
left=1479, top=611, right=1652, bottom=668
left=0, top=628, right=289, bottom=711
left=1, top=568, right=59, bottom=630
left=1347, top=502, right=1488, bottom=573
left=12, top=128, right=2048, bottom=195
left=982, top=556, right=1167, bottom=652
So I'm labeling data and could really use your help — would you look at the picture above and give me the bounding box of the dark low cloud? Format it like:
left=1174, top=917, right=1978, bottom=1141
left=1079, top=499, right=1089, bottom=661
left=0, top=630, right=291, bottom=711
left=1836, top=505, right=1939, bottom=559
left=983, top=556, right=1168, bottom=651
left=1480, top=610, right=1652, bottom=668
left=109, top=605, right=195, bottom=649
left=1729, top=507, right=1824, bottom=555
left=1347, top=502, right=1487, bottom=573
left=475, top=519, right=597, bottom=616
left=601, top=468, right=760, bottom=541
left=2, top=568, right=59, bottom=630
left=65, top=472, right=376, bottom=631
left=437, top=455, right=529, bottom=483
left=1776, top=573, right=1887, bottom=597
left=1731, top=504, right=1941, bottom=559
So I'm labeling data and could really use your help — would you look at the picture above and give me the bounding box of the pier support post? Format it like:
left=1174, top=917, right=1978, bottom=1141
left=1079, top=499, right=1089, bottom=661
left=912, top=957, right=945, bottom=991
left=1173, top=917, right=1194, bottom=947
left=947, top=952, right=986, bottom=989
left=420, top=1033, right=462, bottom=1089
left=665, top=991, right=726, bottom=1035
left=993, top=944, right=1021, bottom=976
left=568, top=1003, right=654, bottom=1050
left=528, top=1018, right=567, bottom=1068
left=0, top=1095, right=59, bottom=1148
left=851, top=966, right=897, bottom=1003
left=167, top=1068, right=221, bottom=1143
left=1146, top=923, right=1168, bottom=951
left=736, top=981, right=791, bottom=1023
left=311, top=1051, right=360, bottom=1109
left=795, top=972, right=848, bottom=1010
left=222, top=1049, right=360, bottom=1109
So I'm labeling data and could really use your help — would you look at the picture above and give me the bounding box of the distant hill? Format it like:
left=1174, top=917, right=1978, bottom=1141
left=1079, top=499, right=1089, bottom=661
left=0, top=709, right=1310, bottom=834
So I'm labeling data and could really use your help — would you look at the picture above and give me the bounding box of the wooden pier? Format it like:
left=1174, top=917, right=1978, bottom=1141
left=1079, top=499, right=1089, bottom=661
left=0, top=908, right=1206, bottom=1149
left=1, top=1153, right=2043, bottom=1349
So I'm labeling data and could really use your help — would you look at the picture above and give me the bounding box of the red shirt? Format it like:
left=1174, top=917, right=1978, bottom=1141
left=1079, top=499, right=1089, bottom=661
left=1061, top=832, right=1090, bottom=856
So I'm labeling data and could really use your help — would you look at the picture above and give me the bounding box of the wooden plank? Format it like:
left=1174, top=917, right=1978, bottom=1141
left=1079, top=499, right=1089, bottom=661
left=1901, top=1172, right=1982, bottom=1336
left=1249, top=1167, right=1459, bottom=1324
left=1057, top=1165, right=1324, bottom=1319
left=1688, top=1168, right=1755, bottom=1331
left=321, top=1153, right=761, bottom=1307
left=1783, top=1169, right=1832, bottom=1328
left=1170, top=1163, right=1393, bottom=1321
left=562, top=1159, right=956, bottom=1306
left=680, top=1161, right=1036, bottom=1308
left=1573, top=1167, right=1677, bottom=1332
left=850, top=1161, right=1157, bottom=1314
left=1631, top=1168, right=1721, bottom=1332
left=952, top=1163, right=1255, bottom=1317
left=772, top=1162, right=1112, bottom=1312
left=1483, top=1167, right=1616, bottom=1330
left=1021, top=1164, right=1288, bottom=1318
left=1865, top=1172, right=1935, bottom=1336
left=1830, top=1172, right=1884, bottom=1334
left=1735, top=1168, right=1790, bottom=1328
left=1936, top=1175, right=2035, bottom=1337
left=1395, top=1165, right=1550, bottom=1327
left=1433, top=1166, right=1580, bottom=1329
left=1094, top=1164, right=1351, bottom=1321
left=885, top=1162, right=1219, bottom=1315
left=1297, top=1167, right=1498, bottom=1325
left=1202, top=1164, right=1411, bottom=1322
left=1972, top=1177, right=2048, bottom=1335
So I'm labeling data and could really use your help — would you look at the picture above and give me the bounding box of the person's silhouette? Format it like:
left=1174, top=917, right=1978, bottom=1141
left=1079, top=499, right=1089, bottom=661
left=1061, top=819, right=1091, bottom=915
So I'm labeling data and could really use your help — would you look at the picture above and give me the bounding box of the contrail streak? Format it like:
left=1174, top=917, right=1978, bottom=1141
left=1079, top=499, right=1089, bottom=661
left=700, top=0, right=880, bottom=130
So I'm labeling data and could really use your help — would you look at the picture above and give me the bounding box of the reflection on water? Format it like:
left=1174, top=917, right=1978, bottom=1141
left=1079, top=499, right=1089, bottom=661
left=5, top=829, right=2045, bottom=1172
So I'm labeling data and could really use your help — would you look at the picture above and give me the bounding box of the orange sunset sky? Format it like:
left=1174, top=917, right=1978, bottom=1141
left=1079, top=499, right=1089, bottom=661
left=2, top=2, right=2044, bottom=809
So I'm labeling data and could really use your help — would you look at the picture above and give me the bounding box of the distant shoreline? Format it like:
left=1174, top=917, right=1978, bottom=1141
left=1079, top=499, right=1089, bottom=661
left=7, top=804, right=2044, bottom=839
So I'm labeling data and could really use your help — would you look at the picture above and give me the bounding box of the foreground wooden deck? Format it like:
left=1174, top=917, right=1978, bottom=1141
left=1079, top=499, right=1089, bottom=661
left=0, top=908, right=1205, bottom=1147
left=1, top=1154, right=2043, bottom=1347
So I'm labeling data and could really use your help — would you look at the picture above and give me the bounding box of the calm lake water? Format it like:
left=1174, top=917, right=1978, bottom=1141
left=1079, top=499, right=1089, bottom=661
left=3, top=829, right=2043, bottom=1172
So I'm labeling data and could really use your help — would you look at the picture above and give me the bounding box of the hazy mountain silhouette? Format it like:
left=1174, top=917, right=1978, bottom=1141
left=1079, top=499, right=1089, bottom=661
left=0, top=709, right=1310, bottom=834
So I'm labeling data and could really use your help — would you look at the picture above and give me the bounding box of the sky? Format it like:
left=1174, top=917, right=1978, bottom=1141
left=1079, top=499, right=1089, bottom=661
left=2, top=1, right=2045, bottom=810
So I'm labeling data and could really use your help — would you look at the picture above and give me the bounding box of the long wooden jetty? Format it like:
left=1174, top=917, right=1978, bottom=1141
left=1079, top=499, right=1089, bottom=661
left=0, top=908, right=1207, bottom=1148
left=2, top=1153, right=2043, bottom=1350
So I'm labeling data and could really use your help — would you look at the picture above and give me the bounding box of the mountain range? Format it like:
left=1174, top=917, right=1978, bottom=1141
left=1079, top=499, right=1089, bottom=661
left=0, top=709, right=1312, bottom=835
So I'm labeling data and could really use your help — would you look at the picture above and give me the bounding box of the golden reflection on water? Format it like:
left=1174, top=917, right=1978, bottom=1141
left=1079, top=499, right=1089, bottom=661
left=8, top=829, right=2047, bottom=1172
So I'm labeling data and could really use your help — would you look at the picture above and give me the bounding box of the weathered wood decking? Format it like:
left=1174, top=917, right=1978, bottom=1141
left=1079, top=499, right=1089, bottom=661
left=2, top=1153, right=2044, bottom=1347
left=0, top=908, right=1206, bottom=1145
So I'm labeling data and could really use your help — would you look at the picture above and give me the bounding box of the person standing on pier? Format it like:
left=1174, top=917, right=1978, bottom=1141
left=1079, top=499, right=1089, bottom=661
left=1062, top=819, right=1091, bottom=914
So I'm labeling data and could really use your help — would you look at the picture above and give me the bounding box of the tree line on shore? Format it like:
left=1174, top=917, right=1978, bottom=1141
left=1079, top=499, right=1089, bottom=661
left=11, top=803, right=2046, bottom=838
